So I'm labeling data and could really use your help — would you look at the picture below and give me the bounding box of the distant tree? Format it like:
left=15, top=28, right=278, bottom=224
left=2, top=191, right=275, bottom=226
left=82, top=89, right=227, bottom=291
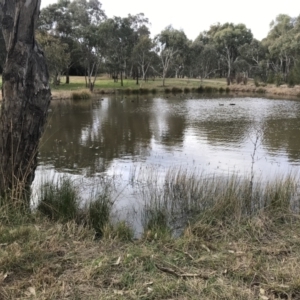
left=68, top=0, right=106, bottom=91
left=263, top=14, right=300, bottom=83
left=155, top=26, right=188, bottom=86
left=0, top=0, right=51, bottom=200
left=99, top=17, right=134, bottom=86
left=132, top=35, right=155, bottom=81
left=39, top=0, right=107, bottom=90
left=36, top=32, right=71, bottom=85
left=192, top=37, right=218, bottom=80
left=239, top=39, right=268, bottom=80
left=208, top=23, right=253, bottom=82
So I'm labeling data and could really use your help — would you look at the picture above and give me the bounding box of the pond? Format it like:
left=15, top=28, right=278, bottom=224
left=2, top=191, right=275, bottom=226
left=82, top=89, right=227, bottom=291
left=33, top=94, right=300, bottom=231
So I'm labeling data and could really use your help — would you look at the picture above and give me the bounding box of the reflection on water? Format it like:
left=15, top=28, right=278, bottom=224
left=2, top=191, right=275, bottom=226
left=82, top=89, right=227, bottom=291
left=34, top=95, right=300, bottom=227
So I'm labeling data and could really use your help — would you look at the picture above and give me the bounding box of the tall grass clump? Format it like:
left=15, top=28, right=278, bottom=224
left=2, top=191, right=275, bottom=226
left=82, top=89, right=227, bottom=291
left=142, top=202, right=171, bottom=238
left=86, top=192, right=113, bottom=236
left=71, top=90, right=92, bottom=100
left=102, top=221, right=134, bottom=241
left=137, top=167, right=299, bottom=237
left=0, top=196, right=32, bottom=225
left=263, top=174, right=297, bottom=216
left=37, top=177, right=80, bottom=222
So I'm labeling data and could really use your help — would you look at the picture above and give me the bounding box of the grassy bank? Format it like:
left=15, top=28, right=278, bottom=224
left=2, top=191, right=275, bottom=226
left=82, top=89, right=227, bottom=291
left=1, top=76, right=300, bottom=101
left=51, top=77, right=300, bottom=100
left=1, top=172, right=300, bottom=299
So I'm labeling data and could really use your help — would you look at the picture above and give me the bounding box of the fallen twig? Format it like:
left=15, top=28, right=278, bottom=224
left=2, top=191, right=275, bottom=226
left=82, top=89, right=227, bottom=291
left=155, top=264, right=209, bottom=279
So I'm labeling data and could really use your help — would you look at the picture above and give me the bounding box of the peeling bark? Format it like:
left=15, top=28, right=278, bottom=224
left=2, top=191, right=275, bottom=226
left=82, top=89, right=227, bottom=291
left=0, top=0, right=51, bottom=198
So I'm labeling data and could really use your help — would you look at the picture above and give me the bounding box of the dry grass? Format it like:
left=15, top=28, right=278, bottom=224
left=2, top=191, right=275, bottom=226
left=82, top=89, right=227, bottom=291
left=1, top=169, right=300, bottom=299
left=1, top=215, right=300, bottom=299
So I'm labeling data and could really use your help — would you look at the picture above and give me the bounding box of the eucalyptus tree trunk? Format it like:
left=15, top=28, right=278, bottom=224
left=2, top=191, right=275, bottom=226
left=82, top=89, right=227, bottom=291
left=0, top=0, right=51, bottom=200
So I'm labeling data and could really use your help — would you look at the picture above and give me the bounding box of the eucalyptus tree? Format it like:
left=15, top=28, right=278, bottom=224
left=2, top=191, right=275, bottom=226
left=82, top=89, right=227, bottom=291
left=39, top=0, right=75, bottom=83
left=36, top=32, right=71, bottom=85
left=238, top=39, right=267, bottom=80
left=132, top=35, right=155, bottom=81
left=190, top=33, right=219, bottom=80
left=101, top=14, right=149, bottom=86
left=67, top=0, right=106, bottom=91
left=155, top=26, right=188, bottom=86
left=264, top=14, right=300, bottom=83
left=0, top=0, right=51, bottom=199
left=99, top=17, right=134, bottom=86
left=207, top=23, right=253, bottom=82
left=39, top=0, right=107, bottom=89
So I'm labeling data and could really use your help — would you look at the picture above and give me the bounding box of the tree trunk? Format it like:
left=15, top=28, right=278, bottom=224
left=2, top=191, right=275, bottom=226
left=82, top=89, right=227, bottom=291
left=66, top=68, right=70, bottom=84
left=0, top=0, right=52, bottom=200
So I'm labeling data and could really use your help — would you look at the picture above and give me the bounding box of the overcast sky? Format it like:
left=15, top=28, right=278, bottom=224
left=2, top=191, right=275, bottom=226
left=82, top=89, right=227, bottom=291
left=41, top=0, right=300, bottom=41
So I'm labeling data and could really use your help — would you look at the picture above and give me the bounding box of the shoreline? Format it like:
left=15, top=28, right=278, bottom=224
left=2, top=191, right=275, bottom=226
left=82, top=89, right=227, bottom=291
left=1, top=83, right=300, bottom=101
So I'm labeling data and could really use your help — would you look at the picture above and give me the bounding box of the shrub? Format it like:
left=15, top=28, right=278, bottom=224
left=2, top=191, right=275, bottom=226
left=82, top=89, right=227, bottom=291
left=256, top=88, right=266, bottom=94
left=204, top=86, right=213, bottom=93
left=171, top=87, right=183, bottom=93
left=71, top=90, right=92, bottom=100
left=196, top=86, right=204, bottom=93
left=139, top=88, right=150, bottom=94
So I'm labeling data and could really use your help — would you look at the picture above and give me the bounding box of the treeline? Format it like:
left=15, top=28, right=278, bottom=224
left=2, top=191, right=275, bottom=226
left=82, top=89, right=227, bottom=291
left=1, top=0, right=299, bottom=90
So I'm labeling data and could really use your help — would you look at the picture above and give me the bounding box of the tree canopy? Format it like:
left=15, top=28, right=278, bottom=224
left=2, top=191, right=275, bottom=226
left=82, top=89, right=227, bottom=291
left=37, top=0, right=300, bottom=86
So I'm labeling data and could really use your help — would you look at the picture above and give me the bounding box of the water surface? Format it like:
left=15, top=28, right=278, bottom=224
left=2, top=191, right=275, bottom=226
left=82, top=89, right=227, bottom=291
left=34, top=94, right=300, bottom=223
